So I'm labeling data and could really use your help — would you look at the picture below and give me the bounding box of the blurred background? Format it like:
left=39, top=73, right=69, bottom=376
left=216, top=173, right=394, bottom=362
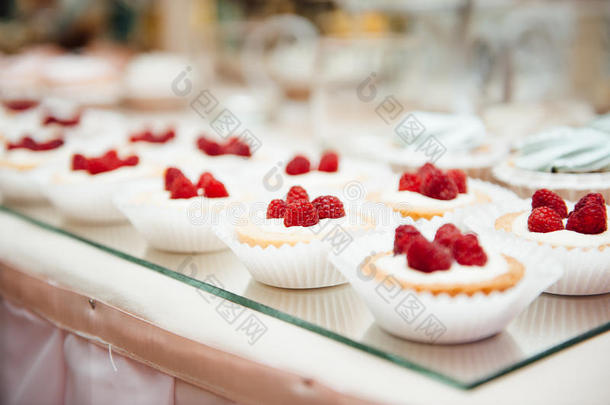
left=1, top=0, right=609, bottom=143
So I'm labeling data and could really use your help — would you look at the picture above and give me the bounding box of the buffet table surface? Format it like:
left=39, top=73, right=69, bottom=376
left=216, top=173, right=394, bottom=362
left=1, top=205, right=609, bottom=405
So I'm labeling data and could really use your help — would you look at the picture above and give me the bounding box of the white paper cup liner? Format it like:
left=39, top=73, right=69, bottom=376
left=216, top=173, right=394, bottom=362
left=464, top=201, right=610, bottom=296
left=215, top=220, right=346, bottom=289
left=114, top=184, right=227, bottom=253
left=493, top=159, right=610, bottom=202
left=329, top=217, right=562, bottom=344
left=0, top=168, right=46, bottom=203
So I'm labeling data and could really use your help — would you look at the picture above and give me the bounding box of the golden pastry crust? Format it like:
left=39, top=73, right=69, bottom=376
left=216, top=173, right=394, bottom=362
left=236, top=224, right=317, bottom=248
left=362, top=251, right=524, bottom=296
left=391, top=190, right=492, bottom=220
left=0, top=159, right=38, bottom=171
left=495, top=211, right=609, bottom=251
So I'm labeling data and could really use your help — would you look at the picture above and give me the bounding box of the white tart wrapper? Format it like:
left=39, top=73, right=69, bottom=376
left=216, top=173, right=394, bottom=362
left=114, top=182, right=228, bottom=253
left=0, top=168, right=46, bottom=202
left=40, top=166, right=159, bottom=224
left=329, top=216, right=562, bottom=344
left=213, top=202, right=398, bottom=289
left=464, top=201, right=610, bottom=296
left=493, top=159, right=610, bottom=202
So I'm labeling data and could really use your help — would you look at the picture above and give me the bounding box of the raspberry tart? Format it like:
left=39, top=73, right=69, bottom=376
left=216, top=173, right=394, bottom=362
left=467, top=189, right=610, bottom=295
left=330, top=219, right=561, bottom=344
left=42, top=148, right=158, bottom=223
left=216, top=185, right=384, bottom=289
left=0, top=130, right=68, bottom=202
left=372, top=163, right=511, bottom=220
left=115, top=167, right=232, bottom=252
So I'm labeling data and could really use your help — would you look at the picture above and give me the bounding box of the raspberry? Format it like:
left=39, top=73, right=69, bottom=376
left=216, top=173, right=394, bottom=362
left=123, top=155, right=139, bottom=166
left=197, top=136, right=223, bottom=156
left=267, top=199, right=287, bottom=218
left=42, top=113, right=80, bottom=127
left=398, top=173, right=421, bottom=192
left=204, top=178, right=229, bottom=198
left=3, top=99, right=39, bottom=112
left=447, top=169, right=467, bottom=193
left=574, top=193, right=606, bottom=212
left=393, top=225, right=421, bottom=255
left=7, top=136, right=64, bottom=151
left=528, top=206, right=564, bottom=233
left=532, top=189, right=568, bottom=218
left=224, top=137, right=251, bottom=157
left=311, top=195, right=345, bottom=219
left=130, top=128, right=175, bottom=144
left=566, top=203, right=607, bottom=234
left=72, top=154, right=88, bottom=171
left=286, top=185, right=309, bottom=203
left=318, top=151, right=339, bottom=172
left=434, top=223, right=463, bottom=249
left=417, top=163, right=442, bottom=181
left=170, top=176, right=198, bottom=199
left=406, top=235, right=452, bottom=272
left=419, top=171, right=458, bottom=200
left=196, top=172, right=214, bottom=190
left=452, top=234, right=488, bottom=266
left=285, top=155, right=310, bottom=175
left=86, top=157, right=113, bottom=175
left=284, top=200, right=319, bottom=227
left=164, top=167, right=184, bottom=191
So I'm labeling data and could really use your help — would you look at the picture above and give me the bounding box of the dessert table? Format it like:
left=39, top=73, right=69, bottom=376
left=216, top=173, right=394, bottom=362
left=1, top=200, right=609, bottom=405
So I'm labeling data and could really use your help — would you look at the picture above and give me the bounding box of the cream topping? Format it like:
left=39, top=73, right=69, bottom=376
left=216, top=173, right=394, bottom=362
left=511, top=211, right=610, bottom=248
left=376, top=243, right=507, bottom=284
left=378, top=181, right=476, bottom=211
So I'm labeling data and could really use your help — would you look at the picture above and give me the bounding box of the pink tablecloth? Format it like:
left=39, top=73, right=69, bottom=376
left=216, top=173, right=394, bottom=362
left=0, top=299, right=236, bottom=405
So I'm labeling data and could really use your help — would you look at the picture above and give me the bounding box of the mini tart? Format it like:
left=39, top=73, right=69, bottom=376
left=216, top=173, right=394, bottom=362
left=371, top=185, right=491, bottom=220
left=363, top=251, right=524, bottom=296
left=236, top=213, right=376, bottom=249
left=495, top=211, right=610, bottom=251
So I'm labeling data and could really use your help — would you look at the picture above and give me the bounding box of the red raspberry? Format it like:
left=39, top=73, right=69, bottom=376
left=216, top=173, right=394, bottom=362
left=42, top=113, right=80, bottom=127
left=434, top=223, right=463, bottom=249
left=224, top=137, right=251, bottom=157
left=122, top=155, right=139, bottom=166
left=286, top=185, right=309, bottom=203
left=72, top=154, right=88, bottom=171
left=3, top=99, right=39, bottom=112
left=196, top=172, right=214, bottom=190
left=197, top=136, right=223, bottom=156
left=86, top=157, right=111, bottom=175
left=447, top=169, right=467, bottom=193
left=532, top=188, right=568, bottom=218
left=267, top=199, right=287, bottom=218
left=318, top=151, right=339, bottom=172
left=164, top=167, right=184, bottom=190
left=170, top=176, right=198, bottom=199
left=452, top=234, right=488, bottom=266
left=528, top=206, right=564, bottom=233
left=204, top=178, right=229, bottom=198
left=566, top=203, right=607, bottom=234
left=393, top=225, right=421, bottom=255
left=398, top=173, right=421, bottom=192
left=406, top=235, right=452, bottom=272
left=311, top=195, right=345, bottom=219
left=284, top=200, right=319, bottom=227
left=574, top=193, right=606, bottom=212
left=419, top=171, right=458, bottom=200
left=285, top=155, right=310, bottom=175
left=417, top=163, right=442, bottom=181
left=130, top=128, right=175, bottom=144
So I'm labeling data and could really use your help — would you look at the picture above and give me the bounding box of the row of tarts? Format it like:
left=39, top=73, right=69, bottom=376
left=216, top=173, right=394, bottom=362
left=0, top=101, right=608, bottom=344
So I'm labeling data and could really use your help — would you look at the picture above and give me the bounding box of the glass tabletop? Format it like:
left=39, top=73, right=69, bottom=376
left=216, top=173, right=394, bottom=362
left=2, top=203, right=609, bottom=389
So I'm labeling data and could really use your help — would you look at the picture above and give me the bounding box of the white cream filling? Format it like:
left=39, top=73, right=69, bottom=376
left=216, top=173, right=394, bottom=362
left=376, top=243, right=507, bottom=284
left=1, top=148, right=66, bottom=168
left=511, top=211, right=610, bottom=248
